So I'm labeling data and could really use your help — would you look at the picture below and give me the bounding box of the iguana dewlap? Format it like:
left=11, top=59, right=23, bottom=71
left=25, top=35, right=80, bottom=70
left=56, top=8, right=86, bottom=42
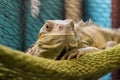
left=27, top=20, right=120, bottom=60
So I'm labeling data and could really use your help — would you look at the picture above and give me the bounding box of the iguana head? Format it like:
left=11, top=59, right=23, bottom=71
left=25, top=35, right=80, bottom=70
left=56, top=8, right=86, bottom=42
left=37, top=20, right=78, bottom=59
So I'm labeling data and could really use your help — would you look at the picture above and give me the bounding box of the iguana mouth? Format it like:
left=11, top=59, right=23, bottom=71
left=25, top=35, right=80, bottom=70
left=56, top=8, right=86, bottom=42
left=55, top=47, right=67, bottom=60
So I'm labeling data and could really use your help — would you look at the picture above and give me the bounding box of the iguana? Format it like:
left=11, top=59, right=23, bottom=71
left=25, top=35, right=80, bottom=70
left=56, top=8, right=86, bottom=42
left=27, top=20, right=120, bottom=60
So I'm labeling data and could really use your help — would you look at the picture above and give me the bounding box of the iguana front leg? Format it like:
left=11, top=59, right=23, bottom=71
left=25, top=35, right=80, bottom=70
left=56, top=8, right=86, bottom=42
left=62, top=41, right=118, bottom=60
left=61, top=47, right=99, bottom=60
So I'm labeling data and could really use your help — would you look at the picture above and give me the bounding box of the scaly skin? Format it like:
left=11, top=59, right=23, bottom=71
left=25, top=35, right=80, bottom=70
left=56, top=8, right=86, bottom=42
left=0, top=44, right=120, bottom=80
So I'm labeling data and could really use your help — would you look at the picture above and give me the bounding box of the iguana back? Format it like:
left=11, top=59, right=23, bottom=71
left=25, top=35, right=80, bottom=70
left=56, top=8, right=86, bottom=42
left=74, top=21, right=120, bottom=49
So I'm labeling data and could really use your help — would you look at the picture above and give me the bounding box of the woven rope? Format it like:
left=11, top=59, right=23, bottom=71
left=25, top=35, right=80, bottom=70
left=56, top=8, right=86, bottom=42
left=64, top=0, right=83, bottom=22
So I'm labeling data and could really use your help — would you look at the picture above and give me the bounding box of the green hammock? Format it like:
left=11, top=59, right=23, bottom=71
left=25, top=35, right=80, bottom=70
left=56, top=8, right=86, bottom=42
left=0, top=44, right=120, bottom=80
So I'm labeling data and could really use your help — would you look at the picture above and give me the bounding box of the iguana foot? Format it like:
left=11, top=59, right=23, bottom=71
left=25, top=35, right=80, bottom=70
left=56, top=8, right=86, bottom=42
left=61, top=47, right=99, bottom=60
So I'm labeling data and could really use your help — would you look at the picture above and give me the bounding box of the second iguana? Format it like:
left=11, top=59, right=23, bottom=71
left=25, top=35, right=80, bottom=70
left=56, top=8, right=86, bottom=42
left=26, top=20, right=120, bottom=60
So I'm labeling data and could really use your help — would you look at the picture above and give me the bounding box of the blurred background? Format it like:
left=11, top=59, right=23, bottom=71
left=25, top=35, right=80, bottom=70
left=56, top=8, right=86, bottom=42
left=0, top=0, right=119, bottom=80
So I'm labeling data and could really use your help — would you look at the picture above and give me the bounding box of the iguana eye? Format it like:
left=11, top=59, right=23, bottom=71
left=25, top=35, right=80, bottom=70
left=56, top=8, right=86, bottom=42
left=46, top=25, right=49, bottom=28
left=45, top=24, right=52, bottom=31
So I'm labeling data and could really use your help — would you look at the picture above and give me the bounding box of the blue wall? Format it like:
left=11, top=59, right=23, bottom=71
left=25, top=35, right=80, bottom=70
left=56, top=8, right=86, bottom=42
left=0, top=0, right=22, bottom=50
left=83, top=0, right=111, bottom=29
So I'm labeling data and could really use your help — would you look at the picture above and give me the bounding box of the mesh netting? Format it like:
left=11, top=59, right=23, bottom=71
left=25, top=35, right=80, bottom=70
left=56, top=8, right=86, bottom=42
left=0, top=0, right=64, bottom=51
left=0, top=0, right=23, bottom=50
left=83, top=0, right=111, bottom=28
